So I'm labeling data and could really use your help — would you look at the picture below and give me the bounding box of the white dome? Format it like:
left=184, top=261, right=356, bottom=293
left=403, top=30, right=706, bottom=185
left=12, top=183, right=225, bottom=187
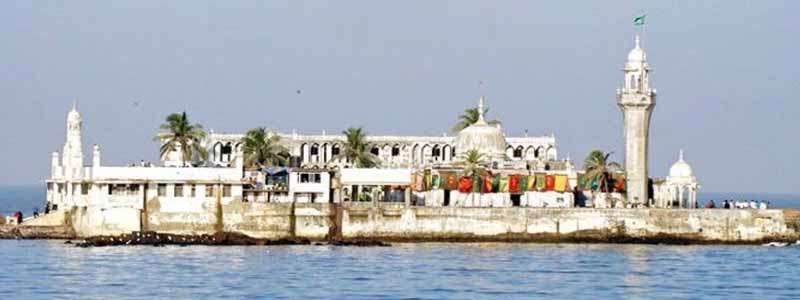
left=453, top=97, right=507, bottom=161
left=627, top=35, right=646, bottom=63
left=668, top=150, right=694, bottom=179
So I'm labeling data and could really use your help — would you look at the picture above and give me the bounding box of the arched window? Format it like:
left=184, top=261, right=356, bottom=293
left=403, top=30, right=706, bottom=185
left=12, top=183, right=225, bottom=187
left=221, top=143, right=233, bottom=162
left=513, top=147, right=523, bottom=158
left=310, top=144, right=319, bottom=156
left=391, top=145, right=401, bottom=156
left=371, top=146, right=379, bottom=156
left=331, top=144, right=341, bottom=156
left=630, top=75, right=638, bottom=90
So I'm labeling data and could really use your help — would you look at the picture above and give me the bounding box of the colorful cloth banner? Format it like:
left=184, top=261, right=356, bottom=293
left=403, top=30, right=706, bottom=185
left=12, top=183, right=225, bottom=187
left=554, top=175, right=568, bottom=193
left=545, top=175, right=556, bottom=191
left=483, top=174, right=494, bottom=193
left=614, top=175, right=626, bottom=192
left=517, top=175, right=527, bottom=193
left=423, top=169, right=432, bottom=191
left=527, top=175, right=536, bottom=191
left=414, top=173, right=424, bottom=192
left=492, top=175, right=500, bottom=192
left=432, top=174, right=440, bottom=190
left=458, top=176, right=472, bottom=193
left=441, top=171, right=458, bottom=191
left=499, top=176, right=509, bottom=192
left=472, top=176, right=482, bottom=193
left=535, top=173, right=546, bottom=191
left=509, top=175, right=520, bottom=193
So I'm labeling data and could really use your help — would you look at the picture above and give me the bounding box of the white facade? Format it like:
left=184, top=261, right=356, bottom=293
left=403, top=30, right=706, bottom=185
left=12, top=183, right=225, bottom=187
left=199, top=97, right=558, bottom=171
left=617, top=35, right=656, bottom=206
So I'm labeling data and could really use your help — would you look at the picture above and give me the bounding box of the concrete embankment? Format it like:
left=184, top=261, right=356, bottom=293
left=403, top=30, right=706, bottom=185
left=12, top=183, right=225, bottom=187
left=3, top=203, right=799, bottom=245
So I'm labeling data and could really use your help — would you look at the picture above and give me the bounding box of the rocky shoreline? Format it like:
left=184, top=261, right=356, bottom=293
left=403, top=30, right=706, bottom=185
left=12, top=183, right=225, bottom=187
left=69, top=231, right=391, bottom=248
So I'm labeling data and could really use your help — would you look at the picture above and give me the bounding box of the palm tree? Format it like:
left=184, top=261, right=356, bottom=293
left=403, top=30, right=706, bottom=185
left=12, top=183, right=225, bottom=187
left=450, top=106, right=501, bottom=134
left=153, top=112, right=207, bottom=167
left=334, top=127, right=380, bottom=168
left=240, top=127, right=290, bottom=168
left=583, top=150, right=623, bottom=193
left=455, top=149, right=487, bottom=177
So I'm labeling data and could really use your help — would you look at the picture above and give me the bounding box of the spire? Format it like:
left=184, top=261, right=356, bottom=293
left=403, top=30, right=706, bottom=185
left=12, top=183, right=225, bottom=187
left=634, top=35, right=641, bottom=49
left=477, top=96, right=486, bottom=123
left=679, top=149, right=685, bottom=161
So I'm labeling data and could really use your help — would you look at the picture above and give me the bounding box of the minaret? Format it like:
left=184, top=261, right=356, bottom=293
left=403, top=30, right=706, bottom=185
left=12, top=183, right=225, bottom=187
left=62, top=102, right=84, bottom=179
left=617, top=35, right=657, bottom=206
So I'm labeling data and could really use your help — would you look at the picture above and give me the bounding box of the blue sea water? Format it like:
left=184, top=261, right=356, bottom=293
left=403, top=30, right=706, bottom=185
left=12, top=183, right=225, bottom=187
left=0, top=241, right=799, bottom=300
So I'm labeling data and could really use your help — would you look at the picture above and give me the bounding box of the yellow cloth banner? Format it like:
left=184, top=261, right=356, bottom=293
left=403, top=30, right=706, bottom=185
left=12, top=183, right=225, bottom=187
left=554, top=175, right=568, bottom=192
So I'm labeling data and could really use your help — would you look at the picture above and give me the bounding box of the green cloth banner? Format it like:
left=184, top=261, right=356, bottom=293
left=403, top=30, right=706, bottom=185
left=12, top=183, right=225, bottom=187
left=472, top=176, right=482, bottom=193
left=535, top=173, right=546, bottom=191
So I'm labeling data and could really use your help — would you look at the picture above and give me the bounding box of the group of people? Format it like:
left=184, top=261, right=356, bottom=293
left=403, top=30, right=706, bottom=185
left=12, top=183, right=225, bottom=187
left=705, top=199, right=770, bottom=209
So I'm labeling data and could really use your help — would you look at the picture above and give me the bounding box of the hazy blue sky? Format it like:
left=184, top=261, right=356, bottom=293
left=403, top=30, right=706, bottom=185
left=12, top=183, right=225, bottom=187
left=1, top=1, right=797, bottom=193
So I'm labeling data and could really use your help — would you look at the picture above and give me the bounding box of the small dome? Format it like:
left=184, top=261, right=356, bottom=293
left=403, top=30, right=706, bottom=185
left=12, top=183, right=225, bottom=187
left=627, top=35, right=646, bottom=63
left=453, top=97, right=507, bottom=161
left=668, top=150, right=694, bottom=179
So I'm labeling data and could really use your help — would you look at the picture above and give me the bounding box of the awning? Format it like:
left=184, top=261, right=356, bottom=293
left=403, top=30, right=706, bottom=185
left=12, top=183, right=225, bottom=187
left=339, top=168, right=411, bottom=186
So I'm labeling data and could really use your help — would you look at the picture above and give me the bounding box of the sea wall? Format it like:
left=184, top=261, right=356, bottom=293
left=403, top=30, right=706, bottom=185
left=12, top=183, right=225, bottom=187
left=25, top=201, right=799, bottom=243
left=340, top=205, right=797, bottom=242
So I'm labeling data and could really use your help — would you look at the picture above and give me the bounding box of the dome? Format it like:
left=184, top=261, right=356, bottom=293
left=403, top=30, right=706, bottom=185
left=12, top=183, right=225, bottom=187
left=627, top=35, right=646, bottom=63
left=453, top=97, right=507, bottom=161
left=668, top=150, right=694, bottom=179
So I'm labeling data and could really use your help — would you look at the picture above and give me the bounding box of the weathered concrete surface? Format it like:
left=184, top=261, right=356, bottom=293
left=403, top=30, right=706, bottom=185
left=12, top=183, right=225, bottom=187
left=8, top=201, right=798, bottom=244
left=340, top=205, right=799, bottom=243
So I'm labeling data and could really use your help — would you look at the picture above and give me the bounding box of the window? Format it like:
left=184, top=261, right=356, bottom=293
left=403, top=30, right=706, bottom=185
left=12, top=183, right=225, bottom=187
left=174, top=184, right=184, bottom=197
left=370, top=147, right=379, bottom=156
left=513, top=148, right=523, bottom=158
left=128, top=184, right=140, bottom=195
left=81, top=183, right=89, bottom=195
left=190, top=185, right=196, bottom=197
left=300, top=173, right=310, bottom=183
left=313, top=173, right=321, bottom=183
left=392, top=146, right=400, bottom=156
left=157, top=184, right=167, bottom=197
left=73, top=183, right=80, bottom=195
left=331, top=146, right=340, bottom=156
left=310, top=145, right=319, bottom=155
left=432, top=147, right=441, bottom=157
left=205, top=184, right=214, bottom=197
left=47, top=183, right=53, bottom=192
left=107, top=184, right=112, bottom=195
left=223, top=185, right=232, bottom=197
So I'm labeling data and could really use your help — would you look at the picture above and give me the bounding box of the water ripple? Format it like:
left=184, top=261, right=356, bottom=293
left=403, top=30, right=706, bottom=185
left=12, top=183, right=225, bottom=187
left=1, top=241, right=798, bottom=299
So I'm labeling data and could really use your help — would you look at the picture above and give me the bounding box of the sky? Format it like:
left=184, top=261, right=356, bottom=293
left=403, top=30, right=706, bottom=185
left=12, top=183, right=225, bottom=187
left=0, top=1, right=797, bottom=194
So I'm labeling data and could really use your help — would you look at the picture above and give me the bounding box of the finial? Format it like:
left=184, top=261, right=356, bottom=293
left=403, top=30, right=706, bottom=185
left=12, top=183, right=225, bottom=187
left=71, top=100, right=78, bottom=111
left=477, top=96, right=486, bottom=123
left=634, top=35, right=641, bottom=48
left=679, top=149, right=684, bottom=161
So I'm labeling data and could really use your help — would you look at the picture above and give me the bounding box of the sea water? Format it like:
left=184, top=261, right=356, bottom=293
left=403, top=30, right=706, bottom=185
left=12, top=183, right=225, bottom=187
left=0, top=241, right=799, bottom=300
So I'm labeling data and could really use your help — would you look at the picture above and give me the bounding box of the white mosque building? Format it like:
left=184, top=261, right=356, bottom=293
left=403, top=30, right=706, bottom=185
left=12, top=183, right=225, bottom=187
left=44, top=35, right=699, bottom=214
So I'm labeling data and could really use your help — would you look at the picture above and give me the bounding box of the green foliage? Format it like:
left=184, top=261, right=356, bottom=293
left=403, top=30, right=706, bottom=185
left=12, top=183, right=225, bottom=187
left=583, top=150, right=622, bottom=193
left=335, top=127, right=380, bottom=168
left=153, top=112, right=207, bottom=167
left=240, top=127, right=290, bottom=167
left=455, top=149, right=488, bottom=177
left=450, top=106, right=501, bottom=134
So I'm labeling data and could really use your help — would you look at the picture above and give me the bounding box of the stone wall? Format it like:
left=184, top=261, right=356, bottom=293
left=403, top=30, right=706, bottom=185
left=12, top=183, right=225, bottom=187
left=40, top=200, right=800, bottom=243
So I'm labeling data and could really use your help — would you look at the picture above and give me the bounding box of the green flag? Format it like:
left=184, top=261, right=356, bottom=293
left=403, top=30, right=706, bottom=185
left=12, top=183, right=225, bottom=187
left=633, top=15, right=646, bottom=26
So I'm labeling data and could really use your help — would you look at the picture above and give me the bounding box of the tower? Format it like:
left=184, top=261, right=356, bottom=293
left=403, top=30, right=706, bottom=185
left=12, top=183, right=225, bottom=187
left=617, top=35, right=656, bottom=205
left=62, top=102, right=84, bottom=179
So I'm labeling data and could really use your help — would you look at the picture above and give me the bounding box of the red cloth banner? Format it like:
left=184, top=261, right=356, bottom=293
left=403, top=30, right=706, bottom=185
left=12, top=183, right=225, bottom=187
left=458, top=176, right=473, bottom=193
